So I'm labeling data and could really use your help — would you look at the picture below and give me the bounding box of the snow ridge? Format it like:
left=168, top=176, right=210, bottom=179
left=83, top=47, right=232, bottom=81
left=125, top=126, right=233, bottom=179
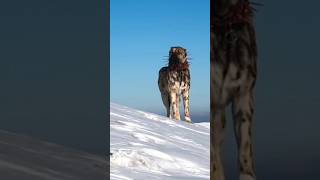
left=110, top=103, right=209, bottom=180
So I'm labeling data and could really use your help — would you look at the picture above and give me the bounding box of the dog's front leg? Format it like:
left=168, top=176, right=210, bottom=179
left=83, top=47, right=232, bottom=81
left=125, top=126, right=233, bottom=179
left=212, top=108, right=226, bottom=180
left=232, top=91, right=256, bottom=180
left=176, top=93, right=181, bottom=120
left=182, top=89, right=191, bottom=122
left=170, top=92, right=180, bottom=120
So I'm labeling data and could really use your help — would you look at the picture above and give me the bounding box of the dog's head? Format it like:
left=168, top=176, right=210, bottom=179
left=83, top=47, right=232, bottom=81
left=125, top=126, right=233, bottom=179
left=169, top=46, right=188, bottom=65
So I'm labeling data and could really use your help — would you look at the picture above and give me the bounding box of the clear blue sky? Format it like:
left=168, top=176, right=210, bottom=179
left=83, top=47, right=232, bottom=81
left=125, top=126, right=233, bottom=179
left=110, top=0, right=209, bottom=115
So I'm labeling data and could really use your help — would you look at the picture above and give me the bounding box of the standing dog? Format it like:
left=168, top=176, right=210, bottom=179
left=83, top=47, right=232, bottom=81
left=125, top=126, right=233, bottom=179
left=211, top=0, right=258, bottom=180
left=158, top=47, right=191, bottom=123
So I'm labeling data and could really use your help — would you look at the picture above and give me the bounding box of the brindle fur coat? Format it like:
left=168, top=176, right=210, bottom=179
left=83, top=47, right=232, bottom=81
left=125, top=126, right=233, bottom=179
left=158, top=47, right=191, bottom=123
left=211, top=0, right=258, bottom=180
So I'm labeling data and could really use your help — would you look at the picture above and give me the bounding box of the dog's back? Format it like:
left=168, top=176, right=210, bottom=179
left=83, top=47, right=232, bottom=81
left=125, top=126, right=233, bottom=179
left=158, top=67, right=169, bottom=93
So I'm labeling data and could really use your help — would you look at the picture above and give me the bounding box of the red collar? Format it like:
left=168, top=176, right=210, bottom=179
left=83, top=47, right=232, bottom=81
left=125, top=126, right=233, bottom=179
left=214, top=1, right=257, bottom=30
left=169, top=62, right=189, bottom=71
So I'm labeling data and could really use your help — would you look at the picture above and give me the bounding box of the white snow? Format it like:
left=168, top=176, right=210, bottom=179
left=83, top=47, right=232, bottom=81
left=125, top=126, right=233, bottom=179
left=110, top=103, right=210, bottom=180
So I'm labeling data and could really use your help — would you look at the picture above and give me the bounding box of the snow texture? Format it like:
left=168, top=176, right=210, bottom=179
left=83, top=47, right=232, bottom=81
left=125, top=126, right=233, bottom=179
left=110, top=103, right=210, bottom=180
left=0, top=130, right=106, bottom=180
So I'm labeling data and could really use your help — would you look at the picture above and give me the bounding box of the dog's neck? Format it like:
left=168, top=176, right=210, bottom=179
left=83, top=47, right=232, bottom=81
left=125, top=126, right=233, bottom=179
left=213, top=0, right=255, bottom=33
left=214, top=0, right=246, bottom=16
left=213, top=0, right=254, bottom=21
left=168, top=60, right=189, bottom=71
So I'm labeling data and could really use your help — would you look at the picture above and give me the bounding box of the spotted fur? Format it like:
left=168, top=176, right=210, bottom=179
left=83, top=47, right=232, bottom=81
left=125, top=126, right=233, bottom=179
left=211, top=0, right=258, bottom=180
left=158, top=47, right=191, bottom=122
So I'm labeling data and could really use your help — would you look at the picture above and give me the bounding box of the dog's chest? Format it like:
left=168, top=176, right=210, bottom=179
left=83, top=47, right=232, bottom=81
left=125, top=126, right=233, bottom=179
left=168, top=70, right=190, bottom=92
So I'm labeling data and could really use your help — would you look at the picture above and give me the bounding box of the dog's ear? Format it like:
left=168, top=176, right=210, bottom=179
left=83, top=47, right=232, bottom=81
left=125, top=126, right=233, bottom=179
left=169, top=47, right=176, bottom=56
left=184, top=48, right=187, bottom=57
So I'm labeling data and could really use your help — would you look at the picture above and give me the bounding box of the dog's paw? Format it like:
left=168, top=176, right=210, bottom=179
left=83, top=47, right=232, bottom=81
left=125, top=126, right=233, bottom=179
left=185, top=116, right=192, bottom=123
left=240, top=174, right=256, bottom=180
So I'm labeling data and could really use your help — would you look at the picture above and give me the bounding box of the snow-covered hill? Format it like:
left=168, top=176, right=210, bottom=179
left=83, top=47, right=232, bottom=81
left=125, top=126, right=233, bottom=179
left=110, top=103, right=210, bottom=180
left=0, top=130, right=106, bottom=179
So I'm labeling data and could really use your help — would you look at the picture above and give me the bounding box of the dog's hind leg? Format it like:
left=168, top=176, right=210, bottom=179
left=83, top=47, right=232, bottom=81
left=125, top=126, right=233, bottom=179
left=160, top=92, right=170, bottom=118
